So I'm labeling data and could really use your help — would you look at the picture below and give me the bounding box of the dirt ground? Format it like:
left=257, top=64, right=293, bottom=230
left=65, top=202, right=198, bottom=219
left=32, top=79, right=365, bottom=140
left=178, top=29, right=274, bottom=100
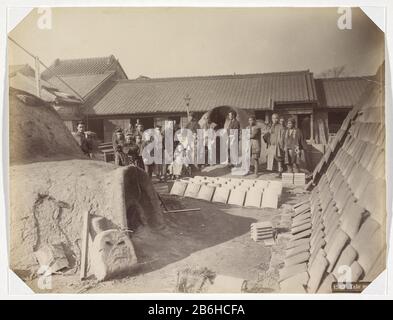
left=24, top=168, right=309, bottom=294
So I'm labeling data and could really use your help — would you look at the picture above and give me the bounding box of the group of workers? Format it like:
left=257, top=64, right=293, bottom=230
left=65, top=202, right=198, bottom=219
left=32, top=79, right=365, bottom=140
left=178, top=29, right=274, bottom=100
left=72, top=110, right=306, bottom=181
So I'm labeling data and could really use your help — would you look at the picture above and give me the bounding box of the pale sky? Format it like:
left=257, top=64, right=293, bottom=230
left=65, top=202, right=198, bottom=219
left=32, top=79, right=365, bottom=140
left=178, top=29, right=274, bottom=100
left=8, top=7, right=385, bottom=79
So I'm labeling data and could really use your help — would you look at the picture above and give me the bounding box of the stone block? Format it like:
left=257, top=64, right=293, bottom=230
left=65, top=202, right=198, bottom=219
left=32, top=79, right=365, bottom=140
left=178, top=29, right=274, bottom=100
left=309, top=245, right=327, bottom=269
left=184, top=183, right=202, bottom=198
left=317, top=274, right=337, bottom=293
left=332, top=245, right=358, bottom=280
left=244, top=187, right=263, bottom=208
left=241, top=179, right=256, bottom=188
left=310, top=223, right=324, bottom=246
left=349, top=261, right=364, bottom=282
left=325, top=225, right=339, bottom=248
left=340, top=201, right=365, bottom=239
left=291, top=222, right=312, bottom=235
left=294, top=173, right=306, bottom=186
left=290, top=229, right=312, bottom=241
left=282, top=173, right=294, bottom=185
left=326, top=229, right=350, bottom=272
left=254, top=180, right=269, bottom=190
left=351, top=218, right=381, bottom=252
left=286, top=237, right=310, bottom=249
left=285, top=251, right=310, bottom=267
left=356, top=228, right=384, bottom=275
left=268, top=181, right=283, bottom=195
left=228, top=188, right=247, bottom=206
left=170, top=180, right=188, bottom=196
left=358, top=179, right=385, bottom=225
left=310, top=237, right=326, bottom=264
left=197, top=185, right=216, bottom=201
left=212, top=187, right=231, bottom=204
left=279, top=263, right=308, bottom=282
left=279, top=272, right=309, bottom=293
left=307, top=249, right=329, bottom=293
left=292, top=217, right=311, bottom=228
left=285, top=242, right=310, bottom=258
left=34, top=243, right=69, bottom=274
left=261, top=189, right=278, bottom=209
left=293, top=203, right=311, bottom=216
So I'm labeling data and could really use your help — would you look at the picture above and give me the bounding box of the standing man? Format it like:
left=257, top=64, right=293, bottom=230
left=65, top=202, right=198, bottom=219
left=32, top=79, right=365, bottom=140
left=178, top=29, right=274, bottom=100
left=247, top=116, right=261, bottom=176
left=125, top=120, right=134, bottom=137
left=154, top=125, right=167, bottom=182
left=266, top=113, right=285, bottom=175
left=72, top=121, right=92, bottom=158
left=185, top=112, right=200, bottom=133
left=224, top=110, right=240, bottom=165
left=112, top=128, right=125, bottom=151
left=279, top=116, right=286, bottom=127
left=135, top=122, right=144, bottom=137
left=284, top=118, right=306, bottom=173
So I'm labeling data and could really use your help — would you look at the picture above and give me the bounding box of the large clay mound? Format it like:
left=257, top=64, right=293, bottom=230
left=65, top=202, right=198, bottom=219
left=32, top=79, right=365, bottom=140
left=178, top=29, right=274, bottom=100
left=9, top=87, right=85, bottom=165
left=8, top=89, right=164, bottom=277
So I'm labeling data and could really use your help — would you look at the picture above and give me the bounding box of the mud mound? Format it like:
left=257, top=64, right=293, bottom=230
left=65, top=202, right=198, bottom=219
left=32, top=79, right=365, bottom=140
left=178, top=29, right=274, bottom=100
left=8, top=89, right=164, bottom=279
left=10, top=161, right=163, bottom=274
left=9, top=88, right=85, bottom=165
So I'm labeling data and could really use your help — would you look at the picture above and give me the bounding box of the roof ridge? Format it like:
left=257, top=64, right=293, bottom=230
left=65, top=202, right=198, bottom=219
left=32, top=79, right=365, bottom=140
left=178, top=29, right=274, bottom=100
left=315, top=75, right=373, bottom=81
left=51, top=55, right=115, bottom=64
left=47, top=70, right=115, bottom=79
left=118, top=70, right=312, bottom=83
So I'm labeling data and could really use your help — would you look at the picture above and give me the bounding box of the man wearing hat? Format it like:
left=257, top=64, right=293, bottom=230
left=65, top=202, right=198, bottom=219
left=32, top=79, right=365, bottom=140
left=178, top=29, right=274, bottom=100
left=112, top=127, right=125, bottom=151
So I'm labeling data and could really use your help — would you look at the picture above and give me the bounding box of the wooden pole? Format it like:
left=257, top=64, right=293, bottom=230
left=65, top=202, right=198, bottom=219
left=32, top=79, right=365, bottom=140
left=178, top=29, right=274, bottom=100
left=34, top=56, right=41, bottom=98
left=80, top=210, right=90, bottom=280
left=164, top=208, right=200, bottom=214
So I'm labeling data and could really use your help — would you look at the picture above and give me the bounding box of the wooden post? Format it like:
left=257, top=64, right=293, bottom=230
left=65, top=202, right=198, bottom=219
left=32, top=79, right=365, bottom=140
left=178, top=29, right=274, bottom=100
left=34, top=56, right=41, bottom=98
left=310, top=112, right=314, bottom=143
left=80, top=210, right=90, bottom=280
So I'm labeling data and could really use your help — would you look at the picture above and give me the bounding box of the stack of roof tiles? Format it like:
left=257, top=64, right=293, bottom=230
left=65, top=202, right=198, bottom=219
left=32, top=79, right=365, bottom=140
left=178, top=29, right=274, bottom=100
left=250, top=221, right=275, bottom=245
left=279, top=66, right=386, bottom=293
left=170, top=176, right=282, bottom=209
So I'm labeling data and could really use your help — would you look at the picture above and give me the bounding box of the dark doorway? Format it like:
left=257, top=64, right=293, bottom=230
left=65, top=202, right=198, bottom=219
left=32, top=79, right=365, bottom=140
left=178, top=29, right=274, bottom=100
left=139, top=117, right=154, bottom=129
left=297, top=114, right=311, bottom=140
left=88, top=119, right=104, bottom=141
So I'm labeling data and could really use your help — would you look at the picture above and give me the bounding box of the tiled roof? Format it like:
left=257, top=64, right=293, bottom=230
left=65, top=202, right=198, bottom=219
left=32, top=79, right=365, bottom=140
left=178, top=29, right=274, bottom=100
left=85, top=71, right=318, bottom=115
left=47, top=72, right=116, bottom=100
left=9, top=72, right=56, bottom=102
left=315, top=77, right=372, bottom=109
left=9, top=72, right=81, bottom=104
left=306, top=64, right=385, bottom=292
left=9, top=64, right=35, bottom=78
left=41, top=55, right=119, bottom=80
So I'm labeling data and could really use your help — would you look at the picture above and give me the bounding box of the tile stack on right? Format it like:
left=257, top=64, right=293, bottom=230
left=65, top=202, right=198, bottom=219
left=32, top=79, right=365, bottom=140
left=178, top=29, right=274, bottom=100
left=278, top=64, right=386, bottom=293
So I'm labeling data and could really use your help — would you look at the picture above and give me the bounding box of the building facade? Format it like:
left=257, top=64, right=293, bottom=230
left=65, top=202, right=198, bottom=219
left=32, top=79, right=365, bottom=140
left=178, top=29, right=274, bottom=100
left=10, top=55, right=374, bottom=168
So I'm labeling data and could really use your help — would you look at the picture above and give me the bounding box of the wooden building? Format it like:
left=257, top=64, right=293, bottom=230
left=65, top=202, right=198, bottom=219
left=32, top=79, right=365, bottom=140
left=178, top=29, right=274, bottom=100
left=11, top=55, right=374, bottom=168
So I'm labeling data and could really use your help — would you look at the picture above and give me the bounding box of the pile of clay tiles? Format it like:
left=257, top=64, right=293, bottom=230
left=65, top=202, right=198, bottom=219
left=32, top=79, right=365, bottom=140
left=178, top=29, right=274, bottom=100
left=279, top=68, right=386, bottom=293
left=250, top=221, right=275, bottom=245
left=170, top=176, right=282, bottom=209
left=282, top=173, right=306, bottom=186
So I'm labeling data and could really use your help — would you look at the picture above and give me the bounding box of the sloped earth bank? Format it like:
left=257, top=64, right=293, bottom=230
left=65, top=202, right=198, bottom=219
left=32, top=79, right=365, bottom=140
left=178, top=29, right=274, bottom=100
left=10, top=160, right=163, bottom=276
left=24, top=183, right=308, bottom=293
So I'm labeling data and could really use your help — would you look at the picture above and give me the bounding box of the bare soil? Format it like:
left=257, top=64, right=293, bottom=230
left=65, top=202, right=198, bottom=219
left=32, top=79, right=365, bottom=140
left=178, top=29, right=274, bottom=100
left=24, top=177, right=308, bottom=294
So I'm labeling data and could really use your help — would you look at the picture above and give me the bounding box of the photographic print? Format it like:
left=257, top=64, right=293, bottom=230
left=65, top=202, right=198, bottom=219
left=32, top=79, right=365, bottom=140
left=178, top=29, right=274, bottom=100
left=7, top=7, right=386, bottom=293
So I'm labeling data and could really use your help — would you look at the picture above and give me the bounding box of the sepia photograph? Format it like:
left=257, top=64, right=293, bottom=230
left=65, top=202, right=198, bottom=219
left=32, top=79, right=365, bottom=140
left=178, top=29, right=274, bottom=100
left=6, top=6, right=386, bottom=294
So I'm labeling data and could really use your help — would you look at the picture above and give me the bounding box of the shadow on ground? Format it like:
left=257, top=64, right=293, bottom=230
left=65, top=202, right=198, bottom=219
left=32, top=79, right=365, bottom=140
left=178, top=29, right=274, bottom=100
left=131, top=196, right=257, bottom=274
